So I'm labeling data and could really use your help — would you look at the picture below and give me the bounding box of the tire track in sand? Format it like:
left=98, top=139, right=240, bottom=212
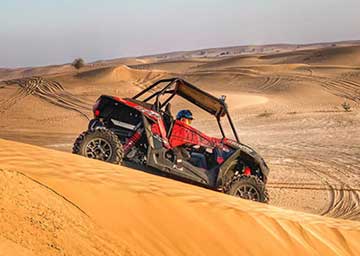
left=268, top=156, right=360, bottom=220
left=278, top=72, right=360, bottom=102
left=258, top=75, right=282, bottom=91
left=264, top=138, right=360, bottom=220
left=1, top=77, right=91, bottom=119
left=247, top=68, right=360, bottom=101
left=301, top=161, right=360, bottom=220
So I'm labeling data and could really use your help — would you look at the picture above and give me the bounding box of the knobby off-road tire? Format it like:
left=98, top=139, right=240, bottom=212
left=72, top=128, right=124, bottom=164
left=226, top=175, right=269, bottom=203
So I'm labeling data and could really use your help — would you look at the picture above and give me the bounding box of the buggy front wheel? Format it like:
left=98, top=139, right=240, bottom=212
left=226, top=175, right=269, bottom=203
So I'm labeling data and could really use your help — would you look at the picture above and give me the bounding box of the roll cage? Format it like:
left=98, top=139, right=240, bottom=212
left=132, top=78, right=240, bottom=143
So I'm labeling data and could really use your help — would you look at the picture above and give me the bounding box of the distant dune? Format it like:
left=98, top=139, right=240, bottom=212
left=0, top=64, right=76, bottom=82
left=76, top=64, right=166, bottom=84
left=193, top=45, right=360, bottom=69
left=261, top=45, right=360, bottom=66
left=1, top=40, right=360, bottom=82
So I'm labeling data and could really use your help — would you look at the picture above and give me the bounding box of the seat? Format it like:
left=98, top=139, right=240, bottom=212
left=189, top=152, right=208, bottom=170
left=163, top=103, right=174, bottom=137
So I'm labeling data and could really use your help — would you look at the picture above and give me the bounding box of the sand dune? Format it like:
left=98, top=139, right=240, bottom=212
left=0, top=168, right=137, bottom=256
left=261, top=45, right=360, bottom=66
left=0, top=57, right=154, bottom=82
left=130, top=59, right=214, bottom=73
left=0, top=238, right=36, bottom=256
left=139, top=40, right=360, bottom=61
left=0, top=138, right=359, bottom=256
left=0, top=65, right=74, bottom=82
left=192, top=45, right=360, bottom=70
left=76, top=64, right=166, bottom=84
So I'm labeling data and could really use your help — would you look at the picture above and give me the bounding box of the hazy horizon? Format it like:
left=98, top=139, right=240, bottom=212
left=1, top=0, right=359, bottom=68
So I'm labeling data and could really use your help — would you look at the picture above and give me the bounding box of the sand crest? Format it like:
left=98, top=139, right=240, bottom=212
left=0, top=138, right=359, bottom=256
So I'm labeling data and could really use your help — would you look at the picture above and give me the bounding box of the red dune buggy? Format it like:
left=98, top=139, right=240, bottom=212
left=73, top=78, right=269, bottom=202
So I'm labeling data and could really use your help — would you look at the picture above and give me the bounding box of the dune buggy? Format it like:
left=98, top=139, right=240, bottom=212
left=73, top=78, right=269, bottom=202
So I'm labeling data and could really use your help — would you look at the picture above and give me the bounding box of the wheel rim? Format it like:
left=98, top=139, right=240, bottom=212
left=235, top=184, right=260, bottom=201
left=85, top=138, right=113, bottom=161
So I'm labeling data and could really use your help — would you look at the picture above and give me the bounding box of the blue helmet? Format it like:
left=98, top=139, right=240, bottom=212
left=176, top=109, right=193, bottom=120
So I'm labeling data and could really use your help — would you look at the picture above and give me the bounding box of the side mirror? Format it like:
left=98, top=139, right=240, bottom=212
left=220, top=95, right=226, bottom=102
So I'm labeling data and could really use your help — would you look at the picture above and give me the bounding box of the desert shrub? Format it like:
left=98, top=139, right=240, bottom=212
left=341, top=101, right=351, bottom=112
left=219, top=51, right=229, bottom=56
left=72, top=58, right=85, bottom=69
left=257, top=110, right=273, bottom=118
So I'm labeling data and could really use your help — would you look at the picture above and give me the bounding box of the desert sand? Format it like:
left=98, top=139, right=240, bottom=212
left=1, top=138, right=360, bottom=256
left=1, top=41, right=360, bottom=255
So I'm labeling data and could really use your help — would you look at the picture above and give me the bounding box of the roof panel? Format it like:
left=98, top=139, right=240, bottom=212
left=176, top=80, right=225, bottom=117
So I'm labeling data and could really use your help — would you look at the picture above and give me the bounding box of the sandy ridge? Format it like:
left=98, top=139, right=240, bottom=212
left=0, top=138, right=359, bottom=256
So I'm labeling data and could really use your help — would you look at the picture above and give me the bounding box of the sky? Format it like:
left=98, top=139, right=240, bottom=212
left=1, top=0, right=359, bottom=67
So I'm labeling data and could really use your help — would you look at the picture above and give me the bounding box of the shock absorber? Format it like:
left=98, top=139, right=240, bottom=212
left=124, top=128, right=144, bottom=154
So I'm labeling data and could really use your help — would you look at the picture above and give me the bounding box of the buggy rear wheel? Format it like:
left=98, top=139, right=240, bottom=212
left=72, top=128, right=123, bottom=164
left=226, top=175, right=269, bottom=203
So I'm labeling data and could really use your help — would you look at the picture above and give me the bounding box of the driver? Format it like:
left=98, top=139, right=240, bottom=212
left=174, top=110, right=207, bottom=169
left=176, top=109, right=193, bottom=125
